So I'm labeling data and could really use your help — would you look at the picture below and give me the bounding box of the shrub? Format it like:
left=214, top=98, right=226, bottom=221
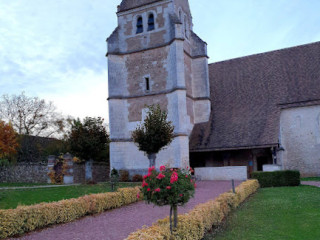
left=251, top=170, right=300, bottom=188
left=126, top=179, right=259, bottom=240
left=0, top=187, right=141, bottom=239
left=132, top=174, right=143, bottom=182
left=119, top=170, right=130, bottom=182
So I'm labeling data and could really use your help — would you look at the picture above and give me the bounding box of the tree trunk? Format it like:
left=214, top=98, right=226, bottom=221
left=170, top=205, right=178, bottom=233
left=85, top=159, right=93, bottom=182
left=173, top=205, right=178, bottom=229
left=147, top=153, right=156, bottom=167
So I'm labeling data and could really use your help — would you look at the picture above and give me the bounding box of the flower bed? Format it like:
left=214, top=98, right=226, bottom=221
left=126, top=179, right=259, bottom=240
left=0, top=187, right=140, bottom=239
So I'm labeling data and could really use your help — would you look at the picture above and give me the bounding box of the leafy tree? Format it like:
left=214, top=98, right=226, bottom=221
left=0, top=92, right=68, bottom=138
left=132, top=105, right=174, bottom=167
left=67, top=117, right=110, bottom=181
left=0, top=120, right=19, bottom=162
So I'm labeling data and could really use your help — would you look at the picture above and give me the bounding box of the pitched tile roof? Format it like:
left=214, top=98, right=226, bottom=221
left=118, top=0, right=163, bottom=12
left=190, top=41, right=320, bottom=152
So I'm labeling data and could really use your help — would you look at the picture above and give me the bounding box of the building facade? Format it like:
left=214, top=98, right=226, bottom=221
left=107, top=0, right=320, bottom=177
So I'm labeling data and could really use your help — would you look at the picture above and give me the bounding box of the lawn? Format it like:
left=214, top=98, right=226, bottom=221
left=0, top=182, right=140, bottom=209
left=301, top=177, right=320, bottom=181
left=204, top=185, right=320, bottom=240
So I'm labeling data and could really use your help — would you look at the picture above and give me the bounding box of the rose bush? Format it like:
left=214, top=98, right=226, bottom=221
left=139, top=166, right=196, bottom=232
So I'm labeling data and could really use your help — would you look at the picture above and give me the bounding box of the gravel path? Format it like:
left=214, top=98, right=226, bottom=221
left=10, top=180, right=241, bottom=240
left=302, top=181, right=320, bottom=187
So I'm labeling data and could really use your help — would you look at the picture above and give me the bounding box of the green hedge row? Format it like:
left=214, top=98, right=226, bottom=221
left=251, top=170, right=300, bottom=188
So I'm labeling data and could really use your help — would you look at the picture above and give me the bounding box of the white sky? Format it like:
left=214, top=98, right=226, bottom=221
left=0, top=0, right=320, bottom=122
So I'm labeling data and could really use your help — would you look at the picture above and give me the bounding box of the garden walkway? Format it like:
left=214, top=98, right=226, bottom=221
left=302, top=181, right=320, bottom=188
left=0, top=184, right=80, bottom=190
left=10, top=180, right=241, bottom=240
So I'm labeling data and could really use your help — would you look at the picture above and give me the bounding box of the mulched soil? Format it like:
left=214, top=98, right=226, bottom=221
left=10, top=180, right=241, bottom=240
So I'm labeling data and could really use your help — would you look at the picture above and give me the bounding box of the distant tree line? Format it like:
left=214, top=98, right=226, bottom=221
left=0, top=92, right=109, bottom=166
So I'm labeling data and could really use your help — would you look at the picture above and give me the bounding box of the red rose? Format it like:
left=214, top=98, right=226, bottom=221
left=170, top=172, right=178, bottom=184
left=142, top=181, right=148, bottom=187
left=179, top=194, right=183, bottom=197
left=160, top=166, right=166, bottom=171
left=147, top=188, right=151, bottom=192
left=156, top=173, right=165, bottom=180
left=155, top=188, right=161, bottom=192
left=166, top=186, right=171, bottom=190
left=137, top=193, right=140, bottom=199
left=185, top=175, right=189, bottom=178
left=194, top=183, right=197, bottom=188
left=148, top=166, right=155, bottom=173
left=143, top=175, right=148, bottom=179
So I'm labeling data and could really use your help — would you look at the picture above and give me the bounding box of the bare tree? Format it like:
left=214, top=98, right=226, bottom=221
left=0, top=92, right=68, bottom=138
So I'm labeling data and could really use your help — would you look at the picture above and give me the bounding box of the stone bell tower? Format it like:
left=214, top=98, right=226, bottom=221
left=107, top=0, right=210, bottom=175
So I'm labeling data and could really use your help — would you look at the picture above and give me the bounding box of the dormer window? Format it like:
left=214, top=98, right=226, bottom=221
left=148, top=14, right=155, bottom=31
left=136, top=16, right=143, bottom=34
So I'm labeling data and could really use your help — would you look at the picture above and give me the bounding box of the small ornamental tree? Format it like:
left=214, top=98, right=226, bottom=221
left=67, top=117, right=110, bottom=182
left=0, top=120, right=19, bottom=161
left=132, top=105, right=174, bottom=167
left=139, top=166, right=196, bottom=232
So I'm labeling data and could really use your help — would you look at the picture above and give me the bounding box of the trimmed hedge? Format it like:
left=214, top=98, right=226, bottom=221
left=0, top=187, right=140, bottom=239
left=125, top=179, right=260, bottom=240
left=251, top=170, right=300, bottom=188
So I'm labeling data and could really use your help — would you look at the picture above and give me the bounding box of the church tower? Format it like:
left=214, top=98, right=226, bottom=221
left=107, top=0, right=210, bottom=174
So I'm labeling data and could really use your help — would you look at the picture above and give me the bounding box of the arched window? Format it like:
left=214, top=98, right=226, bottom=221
left=136, top=16, right=143, bottom=34
left=148, top=14, right=155, bottom=31
left=179, top=10, right=182, bottom=21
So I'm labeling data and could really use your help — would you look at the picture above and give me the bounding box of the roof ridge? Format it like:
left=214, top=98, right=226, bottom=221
left=209, top=40, right=320, bottom=65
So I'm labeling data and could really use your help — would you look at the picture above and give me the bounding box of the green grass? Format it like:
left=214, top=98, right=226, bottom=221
left=0, top=183, right=51, bottom=187
left=204, top=186, right=320, bottom=240
left=301, top=177, right=320, bottom=181
left=0, top=182, right=140, bottom=209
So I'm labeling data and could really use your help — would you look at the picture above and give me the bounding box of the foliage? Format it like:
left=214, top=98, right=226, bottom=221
left=14, top=135, right=66, bottom=163
left=132, top=105, right=174, bottom=156
left=126, top=180, right=259, bottom=240
left=111, top=168, right=119, bottom=178
left=0, top=92, right=69, bottom=138
left=301, top=177, right=320, bottom=182
left=252, top=170, right=300, bottom=188
left=47, top=155, right=65, bottom=184
left=110, top=168, right=120, bottom=191
left=67, top=117, right=109, bottom=162
left=0, top=120, right=19, bottom=161
left=0, top=186, right=140, bottom=239
left=140, top=166, right=195, bottom=207
left=205, top=186, right=320, bottom=240
left=119, top=170, right=130, bottom=182
left=132, top=174, right=143, bottom=182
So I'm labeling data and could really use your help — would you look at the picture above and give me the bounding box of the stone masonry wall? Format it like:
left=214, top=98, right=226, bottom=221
left=0, top=163, right=48, bottom=183
left=280, top=105, right=320, bottom=177
left=0, top=162, right=109, bottom=184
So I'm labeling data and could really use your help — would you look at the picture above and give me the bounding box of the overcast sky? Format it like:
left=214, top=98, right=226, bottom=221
left=1, top=0, right=320, bottom=122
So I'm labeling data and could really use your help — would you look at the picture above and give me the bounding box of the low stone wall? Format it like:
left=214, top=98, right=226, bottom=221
left=0, top=162, right=109, bottom=184
left=195, top=166, right=248, bottom=181
left=263, top=164, right=282, bottom=172
left=0, top=163, right=48, bottom=183
left=70, top=163, right=110, bottom=184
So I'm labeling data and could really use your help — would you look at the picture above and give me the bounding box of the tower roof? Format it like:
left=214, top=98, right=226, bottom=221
left=118, top=0, right=163, bottom=12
